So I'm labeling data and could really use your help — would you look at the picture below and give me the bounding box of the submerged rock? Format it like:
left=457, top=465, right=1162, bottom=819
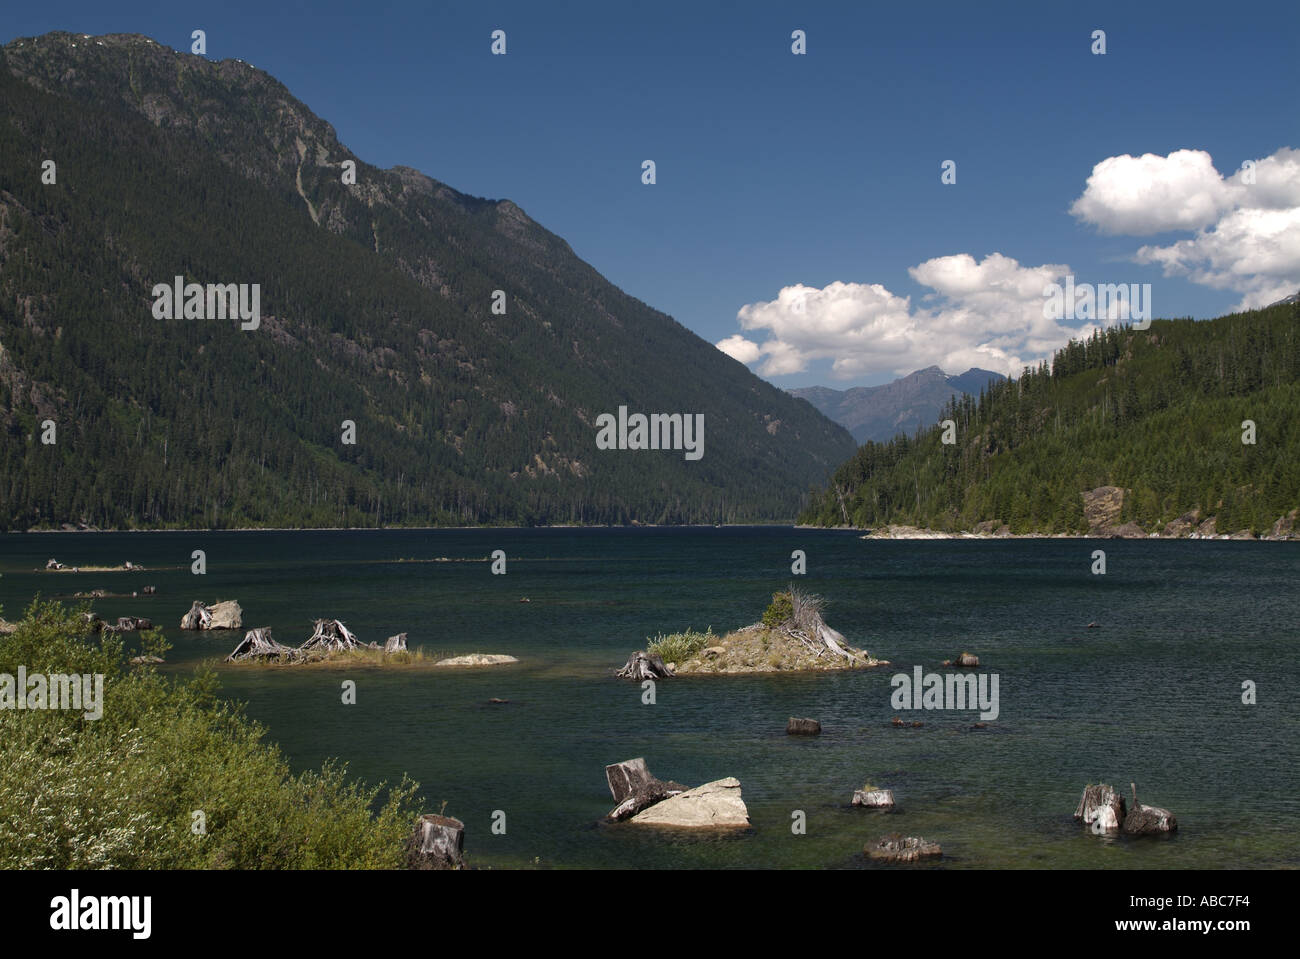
left=628, top=777, right=749, bottom=828
left=181, top=599, right=242, bottom=630
left=435, top=653, right=518, bottom=667
left=866, top=834, right=940, bottom=863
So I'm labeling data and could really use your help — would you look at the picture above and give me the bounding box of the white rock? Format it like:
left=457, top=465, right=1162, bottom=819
left=434, top=653, right=519, bottom=667
left=629, top=777, right=749, bottom=828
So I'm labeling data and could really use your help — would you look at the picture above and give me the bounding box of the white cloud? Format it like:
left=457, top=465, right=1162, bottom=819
left=1073, top=147, right=1300, bottom=308
left=1070, top=149, right=1234, bottom=235
left=716, top=254, right=1099, bottom=380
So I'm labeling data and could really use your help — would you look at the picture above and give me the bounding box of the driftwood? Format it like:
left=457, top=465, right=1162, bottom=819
left=1122, top=783, right=1178, bottom=835
left=615, top=651, right=674, bottom=680
left=299, top=618, right=362, bottom=652
left=1074, top=783, right=1127, bottom=833
left=604, top=758, right=686, bottom=822
left=384, top=632, right=408, bottom=652
left=787, top=717, right=822, bottom=735
left=226, top=627, right=299, bottom=662
left=406, top=814, right=465, bottom=870
left=866, top=834, right=941, bottom=863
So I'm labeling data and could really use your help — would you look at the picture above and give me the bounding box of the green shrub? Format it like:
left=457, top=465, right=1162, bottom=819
left=646, top=627, right=713, bottom=663
left=0, top=599, right=422, bottom=869
left=762, top=591, right=794, bottom=628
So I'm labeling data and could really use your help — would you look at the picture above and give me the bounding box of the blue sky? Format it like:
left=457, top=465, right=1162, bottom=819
left=5, top=0, right=1298, bottom=387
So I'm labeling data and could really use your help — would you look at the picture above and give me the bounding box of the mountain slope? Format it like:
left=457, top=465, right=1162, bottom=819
left=799, top=307, right=1300, bottom=537
left=789, top=367, right=1005, bottom=443
left=0, top=32, right=856, bottom=530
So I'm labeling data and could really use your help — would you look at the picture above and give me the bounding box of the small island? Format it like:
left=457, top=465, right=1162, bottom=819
left=617, top=587, right=888, bottom=677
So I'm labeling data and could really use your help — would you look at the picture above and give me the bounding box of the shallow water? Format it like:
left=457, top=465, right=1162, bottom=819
left=2, top=527, right=1296, bottom=869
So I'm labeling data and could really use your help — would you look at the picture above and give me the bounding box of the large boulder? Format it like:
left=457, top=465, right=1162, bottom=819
left=1074, top=783, right=1127, bottom=833
left=866, top=834, right=941, bottom=863
left=406, top=814, right=465, bottom=870
left=207, top=600, right=242, bottom=630
left=628, top=777, right=749, bottom=828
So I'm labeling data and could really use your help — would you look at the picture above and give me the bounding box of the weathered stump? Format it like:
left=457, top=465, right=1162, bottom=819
left=181, top=601, right=211, bottom=631
left=615, top=651, right=674, bottom=680
left=866, top=834, right=941, bottom=863
left=384, top=632, right=408, bottom=652
left=1123, top=783, right=1177, bottom=835
left=406, top=814, right=465, bottom=870
left=226, top=627, right=297, bottom=662
left=299, top=618, right=362, bottom=652
left=604, top=758, right=686, bottom=821
left=852, top=788, right=896, bottom=809
left=787, top=717, right=822, bottom=735
left=943, top=652, right=979, bottom=667
left=141, top=586, right=156, bottom=595
left=1074, top=783, right=1127, bottom=833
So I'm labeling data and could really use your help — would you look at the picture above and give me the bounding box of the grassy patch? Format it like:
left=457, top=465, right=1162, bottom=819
left=646, top=627, right=714, bottom=664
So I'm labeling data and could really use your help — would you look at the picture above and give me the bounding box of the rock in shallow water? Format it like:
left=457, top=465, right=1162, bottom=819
left=787, top=717, right=821, bottom=735
left=434, top=653, right=518, bottom=666
left=628, top=778, right=749, bottom=828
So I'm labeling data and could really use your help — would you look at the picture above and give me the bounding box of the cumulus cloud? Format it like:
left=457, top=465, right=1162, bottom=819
left=717, top=253, right=1100, bottom=380
left=1073, top=147, right=1300, bottom=308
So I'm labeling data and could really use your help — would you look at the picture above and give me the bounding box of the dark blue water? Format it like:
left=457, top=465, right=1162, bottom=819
left=2, top=528, right=1296, bottom=868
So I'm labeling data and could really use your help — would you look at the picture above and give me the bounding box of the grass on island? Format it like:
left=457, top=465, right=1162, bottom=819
left=649, top=587, right=885, bottom=674
left=0, top=599, right=424, bottom=868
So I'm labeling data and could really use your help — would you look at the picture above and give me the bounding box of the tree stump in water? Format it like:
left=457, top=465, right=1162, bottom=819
left=615, top=651, right=674, bottom=680
left=1123, top=783, right=1178, bottom=835
left=181, top=601, right=211, bottom=631
left=866, top=834, right=940, bottom=862
left=300, top=618, right=362, bottom=652
left=604, top=758, right=686, bottom=821
left=787, top=717, right=822, bottom=735
left=406, top=814, right=465, bottom=870
left=226, top=627, right=298, bottom=662
left=852, top=788, right=896, bottom=809
left=384, top=632, right=408, bottom=652
left=1074, top=783, right=1127, bottom=833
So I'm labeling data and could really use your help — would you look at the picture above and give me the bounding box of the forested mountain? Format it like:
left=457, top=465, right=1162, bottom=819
left=790, top=367, right=1005, bottom=443
left=800, top=305, right=1300, bottom=537
left=0, top=32, right=856, bottom=530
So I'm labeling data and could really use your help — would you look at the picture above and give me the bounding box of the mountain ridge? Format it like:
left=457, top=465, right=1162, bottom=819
left=789, top=366, right=1006, bottom=443
left=0, top=31, right=856, bottom=530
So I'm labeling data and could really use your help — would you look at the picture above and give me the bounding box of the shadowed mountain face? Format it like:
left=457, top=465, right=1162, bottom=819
left=0, top=32, right=856, bottom=530
left=789, top=367, right=1005, bottom=444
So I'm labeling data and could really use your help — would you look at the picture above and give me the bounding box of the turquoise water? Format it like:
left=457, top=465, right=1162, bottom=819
left=2, top=527, right=1296, bottom=869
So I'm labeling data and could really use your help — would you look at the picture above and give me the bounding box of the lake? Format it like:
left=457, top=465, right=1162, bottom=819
left=2, top=527, right=1296, bottom=869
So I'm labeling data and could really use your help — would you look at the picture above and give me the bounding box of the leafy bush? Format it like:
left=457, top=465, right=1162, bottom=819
left=0, top=599, right=422, bottom=869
